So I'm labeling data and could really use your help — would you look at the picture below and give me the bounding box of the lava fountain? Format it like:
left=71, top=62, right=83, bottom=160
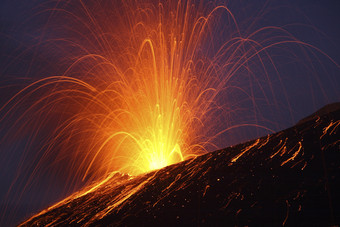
left=0, top=0, right=277, bottom=179
left=0, top=0, right=339, bottom=224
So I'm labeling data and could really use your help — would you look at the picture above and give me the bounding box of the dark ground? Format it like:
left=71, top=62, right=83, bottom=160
left=20, top=103, right=340, bottom=226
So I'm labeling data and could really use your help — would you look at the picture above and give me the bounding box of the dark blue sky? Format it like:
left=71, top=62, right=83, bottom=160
left=1, top=0, right=339, bottom=225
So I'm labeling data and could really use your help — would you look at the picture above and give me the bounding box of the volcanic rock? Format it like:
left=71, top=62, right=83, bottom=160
left=20, top=104, right=340, bottom=226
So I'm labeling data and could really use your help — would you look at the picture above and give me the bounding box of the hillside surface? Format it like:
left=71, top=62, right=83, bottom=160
left=21, top=104, right=340, bottom=226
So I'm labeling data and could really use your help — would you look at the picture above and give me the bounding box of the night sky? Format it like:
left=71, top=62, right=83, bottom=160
left=1, top=0, right=339, bottom=225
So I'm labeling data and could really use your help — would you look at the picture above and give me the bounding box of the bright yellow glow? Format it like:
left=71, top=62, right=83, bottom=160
left=0, top=1, right=252, bottom=178
left=2, top=0, right=306, bottom=182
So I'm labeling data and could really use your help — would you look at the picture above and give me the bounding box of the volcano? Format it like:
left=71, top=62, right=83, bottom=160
left=20, top=103, right=340, bottom=226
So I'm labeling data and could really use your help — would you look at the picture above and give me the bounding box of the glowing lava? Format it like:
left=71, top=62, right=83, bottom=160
left=1, top=1, right=338, bottom=214
left=2, top=0, right=245, bottom=179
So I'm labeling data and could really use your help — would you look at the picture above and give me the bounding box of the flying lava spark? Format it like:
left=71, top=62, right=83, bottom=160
left=1, top=0, right=279, bottom=178
left=0, top=0, right=339, bottom=225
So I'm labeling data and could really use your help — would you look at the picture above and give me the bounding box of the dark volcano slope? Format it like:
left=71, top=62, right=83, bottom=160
left=21, top=104, right=340, bottom=226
